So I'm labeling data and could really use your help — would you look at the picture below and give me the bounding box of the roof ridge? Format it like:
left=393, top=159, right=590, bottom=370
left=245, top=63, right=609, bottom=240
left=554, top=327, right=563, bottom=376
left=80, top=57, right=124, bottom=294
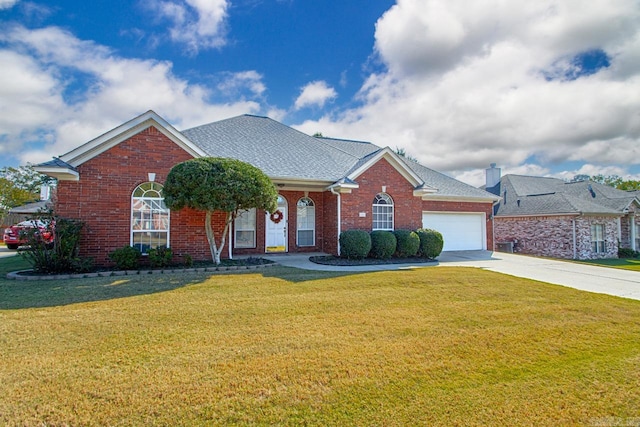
left=312, top=136, right=376, bottom=161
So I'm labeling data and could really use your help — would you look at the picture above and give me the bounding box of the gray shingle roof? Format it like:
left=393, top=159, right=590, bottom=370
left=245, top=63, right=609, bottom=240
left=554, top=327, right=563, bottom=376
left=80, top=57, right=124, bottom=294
left=495, top=175, right=638, bottom=216
left=181, top=115, right=363, bottom=182
left=36, top=157, right=77, bottom=170
left=407, top=161, right=499, bottom=199
left=181, top=114, right=497, bottom=200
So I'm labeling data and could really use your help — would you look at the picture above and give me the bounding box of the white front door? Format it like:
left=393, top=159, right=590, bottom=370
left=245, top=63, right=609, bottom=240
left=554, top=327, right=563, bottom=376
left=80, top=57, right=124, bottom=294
left=266, top=197, right=287, bottom=253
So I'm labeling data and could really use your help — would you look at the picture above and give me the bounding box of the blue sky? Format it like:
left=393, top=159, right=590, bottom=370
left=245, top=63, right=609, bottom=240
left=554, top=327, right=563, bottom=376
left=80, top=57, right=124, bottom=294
left=1, top=0, right=639, bottom=186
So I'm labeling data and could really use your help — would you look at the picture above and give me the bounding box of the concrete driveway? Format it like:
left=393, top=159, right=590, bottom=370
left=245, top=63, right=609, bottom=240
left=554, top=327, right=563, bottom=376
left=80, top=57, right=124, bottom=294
left=264, top=251, right=640, bottom=301
left=438, top=251, right=640, bottom=301
left=0, top=246, right=18, bottom=258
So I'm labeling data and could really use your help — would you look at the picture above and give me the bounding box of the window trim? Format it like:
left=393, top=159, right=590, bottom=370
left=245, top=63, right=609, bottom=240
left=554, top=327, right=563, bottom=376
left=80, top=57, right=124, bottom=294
left=372, top=193, right=394, bottom=231
left=131, top=182, right=170, bottom=254
left=234, top=208, right=257, bottom=249
left=296, top=197, right=316, bottom=247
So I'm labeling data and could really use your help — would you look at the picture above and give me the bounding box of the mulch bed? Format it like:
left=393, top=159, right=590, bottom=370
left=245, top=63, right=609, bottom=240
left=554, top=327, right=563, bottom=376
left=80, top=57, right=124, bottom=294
left=309, top=255, right=437, bottom=266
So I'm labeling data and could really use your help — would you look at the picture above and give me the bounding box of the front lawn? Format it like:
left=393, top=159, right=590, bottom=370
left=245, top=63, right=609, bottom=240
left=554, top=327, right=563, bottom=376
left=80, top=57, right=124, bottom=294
left=576, top=257, right=640, bottom=271
left=1, top=255, right=639, bottom=426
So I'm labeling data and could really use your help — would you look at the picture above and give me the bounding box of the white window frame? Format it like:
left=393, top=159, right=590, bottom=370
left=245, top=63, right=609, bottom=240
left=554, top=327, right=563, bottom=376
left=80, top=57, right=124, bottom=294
left=591, top=223, right=605, bottom=253
left=372, top=193, right=394, bottom=231
left=131, top=182, right=170, bottom=254
left=234, top=208, right=256, bottom=248
left=297, top=197, right=315, bottom=247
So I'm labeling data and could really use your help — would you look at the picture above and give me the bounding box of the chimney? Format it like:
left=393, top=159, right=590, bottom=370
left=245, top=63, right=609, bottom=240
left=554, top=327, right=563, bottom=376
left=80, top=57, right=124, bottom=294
left=485, top=163, right=501, bottom=189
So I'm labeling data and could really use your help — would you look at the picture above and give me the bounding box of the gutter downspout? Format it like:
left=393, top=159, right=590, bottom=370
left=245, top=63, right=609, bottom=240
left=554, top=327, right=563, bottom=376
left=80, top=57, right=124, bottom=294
left=330, top=187, right=341, bottom=256
left=572, top=218, right=577, bottom=259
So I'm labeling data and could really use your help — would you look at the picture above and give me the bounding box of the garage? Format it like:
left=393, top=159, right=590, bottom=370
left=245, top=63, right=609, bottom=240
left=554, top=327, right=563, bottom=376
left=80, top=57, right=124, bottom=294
left=422, top=212, right=486, bottom=251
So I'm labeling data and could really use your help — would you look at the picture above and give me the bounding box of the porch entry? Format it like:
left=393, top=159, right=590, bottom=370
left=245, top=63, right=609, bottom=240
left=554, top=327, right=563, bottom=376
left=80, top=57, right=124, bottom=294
left=265, top=195, right=287, bottom=253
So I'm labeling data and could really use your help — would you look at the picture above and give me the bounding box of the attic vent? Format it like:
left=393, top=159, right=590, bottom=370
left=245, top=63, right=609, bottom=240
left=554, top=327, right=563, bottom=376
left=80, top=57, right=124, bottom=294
left=517, top=199, right=521, bottom=207
left=503, top=190, right=507, bottom=204
left=588, top=184, right=596, bottom=198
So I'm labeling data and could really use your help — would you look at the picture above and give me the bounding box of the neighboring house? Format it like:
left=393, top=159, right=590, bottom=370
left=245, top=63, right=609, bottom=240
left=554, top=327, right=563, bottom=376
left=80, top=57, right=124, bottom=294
left=1, top=200, right=52, bottom=232
left=35, top=110, right=500, bottom=266
left=485, top=165, right=640, bottom=260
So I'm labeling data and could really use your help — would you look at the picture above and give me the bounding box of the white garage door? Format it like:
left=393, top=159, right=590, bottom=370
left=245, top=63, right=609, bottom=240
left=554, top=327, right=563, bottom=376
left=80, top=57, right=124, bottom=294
left=422, top=212, right=485, bottom=251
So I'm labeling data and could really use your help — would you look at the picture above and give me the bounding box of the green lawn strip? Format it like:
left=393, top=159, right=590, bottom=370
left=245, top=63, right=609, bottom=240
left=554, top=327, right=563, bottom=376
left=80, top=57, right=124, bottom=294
left=1, top=263, right=639, bottom=425
left=575, top=258, right=640, bottom=271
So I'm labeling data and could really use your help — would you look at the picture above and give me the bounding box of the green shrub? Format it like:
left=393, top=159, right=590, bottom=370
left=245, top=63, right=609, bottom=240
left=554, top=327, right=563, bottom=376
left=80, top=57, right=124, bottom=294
left=183, top=253, right=194, bottom=267
left=618, top=247, right=638, bottom=259
left=393, top=229, right=420, bottom=257
left=369, top=230, right=397, bottom=259
left=339, top=230, right=372, bottom=260
left=109, top=246, right=142, bottom=270
left=19, top=212, right=93, bottom=274
left=416, top=228, right=444, bottom=259
left=148, top=246, right=173, bottom=268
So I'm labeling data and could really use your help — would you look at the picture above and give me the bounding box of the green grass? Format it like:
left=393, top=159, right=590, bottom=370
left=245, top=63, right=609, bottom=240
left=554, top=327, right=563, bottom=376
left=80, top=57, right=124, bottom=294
left=576, top=257, right=640, bottom=271
left=1, top=255, right=640, bottom=426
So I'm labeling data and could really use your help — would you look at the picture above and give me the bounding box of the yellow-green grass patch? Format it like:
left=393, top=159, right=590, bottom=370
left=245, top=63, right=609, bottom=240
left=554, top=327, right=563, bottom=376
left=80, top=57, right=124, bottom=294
left=1, top=259, right=639, bottom=425
left=576, top=257, right=640, bottom=271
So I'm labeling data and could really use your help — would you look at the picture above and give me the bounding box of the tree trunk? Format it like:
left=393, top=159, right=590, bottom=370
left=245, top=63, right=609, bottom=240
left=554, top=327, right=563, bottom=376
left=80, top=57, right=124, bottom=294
left=204, top=210, right=220, bottom=264
left=204, top=210, right=234, bottom=265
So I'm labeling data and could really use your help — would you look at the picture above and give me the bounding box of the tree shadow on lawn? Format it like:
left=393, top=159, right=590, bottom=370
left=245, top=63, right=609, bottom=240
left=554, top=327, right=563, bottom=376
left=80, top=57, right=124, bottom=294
left=0, top=264, right=366, bottom=310
left=0, top=273, right=210, bottom=310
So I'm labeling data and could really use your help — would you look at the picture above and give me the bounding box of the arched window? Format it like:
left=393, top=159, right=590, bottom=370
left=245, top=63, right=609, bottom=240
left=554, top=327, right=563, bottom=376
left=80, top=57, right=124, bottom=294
left=372, top=193, right=394, bottom=231
left=297, top=197, right=315, bottom=246
left=131, top=182, right=169, bottom=254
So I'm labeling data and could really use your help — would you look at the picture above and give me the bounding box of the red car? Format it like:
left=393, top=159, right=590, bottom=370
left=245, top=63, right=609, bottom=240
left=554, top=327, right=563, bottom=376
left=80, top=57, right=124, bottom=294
left=3, top=220, right=54, bottom=250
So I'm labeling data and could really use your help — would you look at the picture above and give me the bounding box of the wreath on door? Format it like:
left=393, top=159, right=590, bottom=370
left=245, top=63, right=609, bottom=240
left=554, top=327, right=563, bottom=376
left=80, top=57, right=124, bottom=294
left=270, top=209, right=283, bottom=224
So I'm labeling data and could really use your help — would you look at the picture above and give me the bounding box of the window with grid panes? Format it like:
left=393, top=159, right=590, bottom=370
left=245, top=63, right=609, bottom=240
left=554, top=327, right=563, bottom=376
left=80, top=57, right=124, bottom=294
left=131, top=182, right=169, bottom=254
left=372, top=193, right=394, bottom=231
left=297, top=197, right=315, bottom=246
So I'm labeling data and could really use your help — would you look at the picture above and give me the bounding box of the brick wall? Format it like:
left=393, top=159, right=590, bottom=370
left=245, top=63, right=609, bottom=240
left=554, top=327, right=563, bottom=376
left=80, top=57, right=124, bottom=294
left=55, top=126, right=200, bottom=265
left=341, top=158, right=422, bottom=231
left=619, top=205, right=638, bottom=250
left=494, top=214, right=619, bottom=259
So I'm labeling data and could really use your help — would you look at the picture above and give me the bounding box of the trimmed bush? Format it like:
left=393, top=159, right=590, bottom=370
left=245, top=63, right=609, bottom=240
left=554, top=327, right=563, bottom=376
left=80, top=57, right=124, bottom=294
left=393, top=229, right=420, bottom=257
left=148, top=246, right=173, bottom=268
left=109, top=246, right=142, bottom=270
left=618, top=247, right=638, bottom=259
left=19, top=211, right=93, bottom=274
left=369, top=230, right=397, bottom=259
left=339, top=230, right=372, bottom=260
left=417, top=228, right=444, bottom=259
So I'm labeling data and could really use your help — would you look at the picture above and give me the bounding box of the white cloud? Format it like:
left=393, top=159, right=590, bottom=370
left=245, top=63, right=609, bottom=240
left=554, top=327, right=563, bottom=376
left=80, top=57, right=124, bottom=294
left=0, top=0, right=18, bottom=10
left=294, top=81, right=337, bottom=110
left=149, top=0, right=229, bottom=54
left=216, top=71, right=266, bottom=97
left=295, top=0, right=640, bottom=184
left=0, top=25, right=260, bottom=165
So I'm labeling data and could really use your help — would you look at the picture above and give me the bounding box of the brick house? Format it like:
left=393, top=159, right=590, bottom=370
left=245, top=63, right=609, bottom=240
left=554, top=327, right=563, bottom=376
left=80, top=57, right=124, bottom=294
left=35, top=110, right=499, bottom=266
left=485, top=165, right=640, bottom=260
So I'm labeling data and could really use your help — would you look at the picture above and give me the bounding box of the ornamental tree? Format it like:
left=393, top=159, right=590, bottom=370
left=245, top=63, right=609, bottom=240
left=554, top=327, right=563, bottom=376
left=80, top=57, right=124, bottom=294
left=163, top=157, right=278, bottom=264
